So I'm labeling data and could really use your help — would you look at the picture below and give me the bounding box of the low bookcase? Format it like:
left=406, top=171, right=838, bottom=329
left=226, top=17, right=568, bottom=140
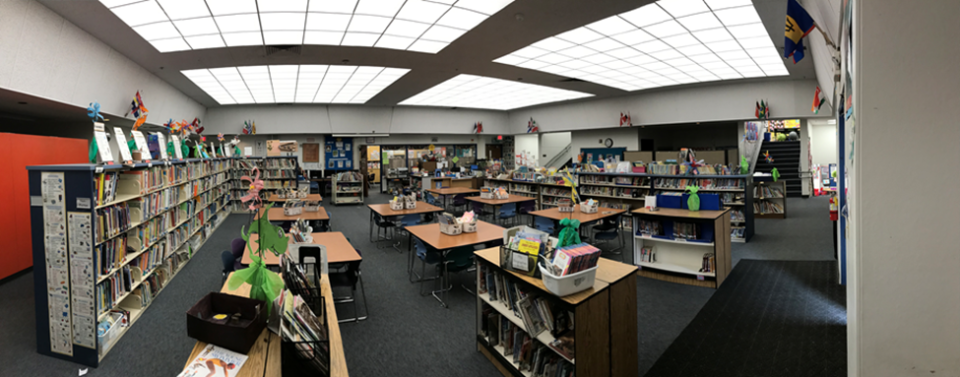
left=631, top=207, right=732, bottom=288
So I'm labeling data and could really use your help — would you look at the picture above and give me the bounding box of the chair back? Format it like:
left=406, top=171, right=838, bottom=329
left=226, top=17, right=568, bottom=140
left=595, top=215, right=621, bottom=232
left=400, top=214, right=421, bottom=227
left=535, top=216, right=556, bottom=234
left=445, top=246, right=476, bottom=272
left=471, top=201, right=485, bottom=214
left=221, top=250, right=236, bottom=273
left=499, top=202, right=517, bottom=217
left=425, top=192, right=437, bottom=205
left=415, top=238, right=442, bottom=264
left=298, top=245, right=327, bottom=275
left=453, top=194, right=468, bottom=205
left=231, top=238, right=246, bottom=259
left=373, top=213, right=392, bottom=227
left=518, top=200, right=536, bottom=214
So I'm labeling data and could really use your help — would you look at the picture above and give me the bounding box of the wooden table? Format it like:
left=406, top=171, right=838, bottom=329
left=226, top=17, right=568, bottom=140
left=242, top=231, right=361, bottom=265
left=465, top=195, right=537, bottom=223
left=183, top=272, right=348, bottom=377
left=367, top=201, right=445, bottom=243
left=268, top=193, right=322, bottom=202
left=530, top=205, right=627, bottom=223
left=405, top=220, right=504, bottom=250
left=423, top=187, right=479, bottom=209
left=260, top=206, right=330, bottom=222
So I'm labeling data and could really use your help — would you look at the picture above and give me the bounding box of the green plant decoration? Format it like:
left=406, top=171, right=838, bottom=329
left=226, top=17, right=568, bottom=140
left=227, top=202, right=288, bottom=315
left=167, top=141, right=176, bottom=157
left=234, top=145, right=242, bottom=156
left=771, top=167, right=780, bottom=182
left=740, top=155, right=748, bottom=174
left=88, top=139, right=99, bottom=163
left=127, top=138, right=138, bottom=154
left=686, top=186, right=700, bottom=211
left=557, top=218, right=581, bottom=248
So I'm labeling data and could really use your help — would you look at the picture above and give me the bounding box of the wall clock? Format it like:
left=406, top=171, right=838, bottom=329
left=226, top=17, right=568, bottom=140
left=604, top=138, right=614, bottom=148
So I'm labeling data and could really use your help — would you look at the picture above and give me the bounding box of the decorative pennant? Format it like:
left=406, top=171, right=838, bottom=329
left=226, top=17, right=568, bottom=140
left=473, top=122, right=483, bottom=134
left=217, top=133, right=225, bottom=142
left=526, top=117, right=539, bottom=133
left=619, top=112, right=632, bottom=127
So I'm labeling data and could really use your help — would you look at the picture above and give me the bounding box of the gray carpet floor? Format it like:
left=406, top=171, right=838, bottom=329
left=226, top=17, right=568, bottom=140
left=0, top=193, right=837, bottom=377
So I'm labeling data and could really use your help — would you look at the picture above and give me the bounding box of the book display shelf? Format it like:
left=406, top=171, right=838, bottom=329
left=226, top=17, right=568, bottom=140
left=333, top=170, right=364, bottom=205
left=474, top=247, right=638, bottom=377
left=261, top=156, right=299, bottom=193
left=753, top=179, right=787, bottom=219
left=631, top=208, right=732, bottom=288
left=228, top=157, right=262, bottom=212
left=27, top=158, right=234, bottom=367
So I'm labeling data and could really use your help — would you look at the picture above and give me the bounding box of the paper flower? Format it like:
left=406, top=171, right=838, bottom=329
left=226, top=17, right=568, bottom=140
left=763, top=150, right=774, bottom=163
left=527, top=117, right=539, bottom=133
left=240, top=167, right=264, bottom=210
left=86, top=102, right=104, bottom=123
left=163, top=118, right=174, bottom=130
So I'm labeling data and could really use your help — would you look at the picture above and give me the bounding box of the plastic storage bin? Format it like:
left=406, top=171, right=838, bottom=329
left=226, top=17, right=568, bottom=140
left=97, top=312, right=125, bottom=354
left=538, top=264, right=598, bottom=297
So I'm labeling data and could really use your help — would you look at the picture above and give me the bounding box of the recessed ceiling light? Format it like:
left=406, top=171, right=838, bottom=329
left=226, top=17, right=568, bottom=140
left=493, top=0, right=786, bottom=92
left=399, top=74, right=592, bottom=110
left=184, top=64, right=409, bottom=104
left=100, top=0, right=512, bottom=53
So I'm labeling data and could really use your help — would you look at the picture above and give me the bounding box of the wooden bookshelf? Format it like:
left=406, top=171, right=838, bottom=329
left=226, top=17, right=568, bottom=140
left=474, top=247, right=638, bottom=377
left=27, top=158, right=234, bottom=367
left=753, top=179, right=787, bottom=219
left=631, top=207, right=732, bottom=288
left=333, top=170, right=364, bottom=205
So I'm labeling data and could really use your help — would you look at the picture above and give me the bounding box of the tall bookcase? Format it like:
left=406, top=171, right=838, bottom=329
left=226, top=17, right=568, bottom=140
left=631, top=207, right=732, bottom=288
left=332, top=170, right=364, bottom=205
left=27, top=158, right=234, bottom=367
left=261, top=156, right=299, bottom=193
left=229, top=157, right=263, bottom=212
left=753, top=179, right=787, bottom=219
left=474, top=247, right=638, bottom=377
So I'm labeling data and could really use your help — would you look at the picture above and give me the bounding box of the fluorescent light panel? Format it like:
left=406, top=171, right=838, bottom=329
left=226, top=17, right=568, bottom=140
left=182, top=65, right=410, bottom=105
left=493, top=0, right=788, bottom=92
left=398, top=74, right=593, bottom=111
left=101, top=0, right=514, bottom=54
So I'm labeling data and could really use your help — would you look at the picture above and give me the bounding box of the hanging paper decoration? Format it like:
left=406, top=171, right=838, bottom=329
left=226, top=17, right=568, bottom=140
left=126, top=91, right=150, bottom=131
left=217, top=133, right=225, bottom=142
left=763, top=150, right=774, bottom=163
left=229, top=201, right=288, bottom=315
left=192, top=117, right=203, bottom=134
left=473, top=122, right=483, bottom=134
left=86, top=102, right=105, bottom=123
left=526, top=117, right=539, bottom=133
left=243, top=120, right=256, bottom=135
left=162, top=118, right=174, bottom=131
left=619, top=112, right=632, bottom=127
left=240, top=167, right=265, bottom=210
left=132, top=116, right=148, bottom=131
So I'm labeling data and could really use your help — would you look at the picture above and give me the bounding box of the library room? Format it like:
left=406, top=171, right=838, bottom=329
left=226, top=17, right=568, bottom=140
left=0, top=0, right=956, bottom=377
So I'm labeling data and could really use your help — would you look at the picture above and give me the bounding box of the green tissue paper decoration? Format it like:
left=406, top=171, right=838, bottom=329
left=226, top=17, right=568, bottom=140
left=771, top=167, right=780, bottom=182
left=127, top=139, right=138, bottom=154
left=181, top=143, right=190, bottom=158
left=686, top=186, right=700, bottom=211
left=228, top=203, right=288, bottom=315
left=234, top=145, right=242, bottom=156
left=740, top=155, right=748, bottom=174
left=557, top=218, right=581, bottom=247
left=166, top=141, right=176, bottom=157
left=88, top=139, right=99, bottom=163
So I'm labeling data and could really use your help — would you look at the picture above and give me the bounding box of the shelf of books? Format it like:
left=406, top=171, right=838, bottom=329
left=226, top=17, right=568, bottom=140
left=27, top=158, right=234, bottom=367
left=261, top=156, right=299, bottom=192
left=332, top=171, right=364, bottom=205
left=474, top=247, right=638, bottom=377
left=229, top=157, right=263, bottom=212
left=631, top=208, right=732, bottom=288
left=753, top=180, right=786, bottom=219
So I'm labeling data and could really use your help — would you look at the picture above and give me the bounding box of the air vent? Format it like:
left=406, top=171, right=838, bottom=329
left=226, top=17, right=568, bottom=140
left=265, top=45, right=302, bottom=56
left=560, top=78, right=587, bottom=83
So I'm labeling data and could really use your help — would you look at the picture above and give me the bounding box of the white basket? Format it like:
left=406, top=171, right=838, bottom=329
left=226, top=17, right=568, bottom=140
left=304, top=201, right=320, bottom=212
left=440, top=222, right=462, bottom=236
left=538, top=264, right=598, bottom=297
left=389, top=201, right=404, bottom=210
left=463, top=221, right=477, bottom=233
left=404, top=200, right=417, bottom=209
left=98, top=312, right=125, bottom=354
left=558, top=204, right=575, bottom=213
left=284, top=207, right=303, bottom=216
left=480, top=192, right=494, bottom=199
left=579, top=203, right=598, bottom=213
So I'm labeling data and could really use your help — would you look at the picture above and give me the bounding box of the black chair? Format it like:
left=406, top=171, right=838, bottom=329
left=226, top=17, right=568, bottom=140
left=330, top=249, right=368, bottom=323
left=372, top=213, right=397, bottom=249
left=220, top=250, right=237, bottom=284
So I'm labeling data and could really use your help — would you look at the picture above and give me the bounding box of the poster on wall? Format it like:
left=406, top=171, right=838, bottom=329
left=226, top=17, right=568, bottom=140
left=368, top=145, right=380, bottom=161
left=324, top=137, right=353, bottom=171
left=41, top=172, right=72, bottom=356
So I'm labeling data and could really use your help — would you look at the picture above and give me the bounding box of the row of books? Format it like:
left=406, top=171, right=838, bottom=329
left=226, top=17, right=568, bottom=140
left=512, top=172, right=536, bottom=182
left=335, top=171, right=362, bottom=182
left=580, top=175, right=647, bottom=186
left=138, top=186, right=179, bottom=219
left=673, top=221, right=702, bottom=240
left=181, top=172, right=228, bottom=198
left=263, top=158, right=297, bottom=170
left=137, top=212, right=171, bottom=249
left=135, top=239, right=166, bottom=277
left=97, top=238, right=130, bottom=277
left=597, top=201, right=630, bottom=211
left=263, top=180, right=295, bottom=189
left=720, top=192, right=745, bottom=204
left=637, top=219, right=664, bottom=237
left=95, top=172, right=121, bottom=206
left=580, top=185, right=646, bottom=198
left=646, top=163, right=735, bottom=176
left=509, top=183, right=536, bottom=193
left=124, top=166, right=165, bottom=194
left=653, top=178, right=745, bottom=190
left=731, top=227, right=746, bottom=239
left=185, top=160, right=230, bottom=181
left=755, top=201, right=785, bottom=214
left=731, top=209, right=745, bottom=222
left=755, top=185, right=785, bottom=198
left=481, top=309, right=575, bottom=376
left=97, top=265, right=134, bottom=316
left=96, top=203, right=131, bottom=244
left=541, top=187, right=571, bottom=196
left=234, top=159, right=261, bottom=170
left=701, top=253, right=716, bottom=273
left=548, top=243, right=601, bottom=276
left=262, top=170, right=296, bottom=179
left=638, top=246, right=657, bottom=263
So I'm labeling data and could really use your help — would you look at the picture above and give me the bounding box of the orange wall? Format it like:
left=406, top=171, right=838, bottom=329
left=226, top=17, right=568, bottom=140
left=0, top=133, right=87, bottom=280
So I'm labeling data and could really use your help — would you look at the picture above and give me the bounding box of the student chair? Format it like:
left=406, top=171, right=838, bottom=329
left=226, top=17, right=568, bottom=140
left=534, top=216, right=556, bottom=235
left=471, top=201, right=492, bottom=222
left=425, top=192, right=438, bottom=206
left=413, top=239, right=443, bottom=290
left=230, top=238, right=246, bottom=271
left=452, top=194, right=469, bottom=214
left=591, top=216, right=624, bottom=256
left=517, top=200, right=536, bottom=225
left=220, top=250, right=236, bottom=284
left=372, top=213, right=396, bottom=249
left=498, top=203, right=518, bottom=226
left=432, top=246, right=476, bottom=308
left=330, top=251, right=368, bottom=323
left=309, top=181, right=320, bottom=194
left=396, top=214, right=421, bottom=251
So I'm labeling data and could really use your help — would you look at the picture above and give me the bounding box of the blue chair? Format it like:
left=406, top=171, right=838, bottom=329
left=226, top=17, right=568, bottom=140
left=425, top=192, right=438, bottom=206
left=517, top=200, right=536, bottom=225
left=534, top=216, right=556, bottom=235
left=433, top=246, right=476, bottom=308
left=452, top=194, right=468, bottom=214
left=309, top=181, right=319, bottom=194
left=413, top=239, right=443, bottom=291
left=591, top=215, right=624, bottom=256
left=397, top=214, right=421, bottom=251
left=498, top=203, right=517, bottom=226
left=471, top=201, right=493, bottom=222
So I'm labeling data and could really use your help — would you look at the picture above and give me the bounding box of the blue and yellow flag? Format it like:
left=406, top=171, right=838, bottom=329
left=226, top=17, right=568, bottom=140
left=784, top=0, right=815, bottom=63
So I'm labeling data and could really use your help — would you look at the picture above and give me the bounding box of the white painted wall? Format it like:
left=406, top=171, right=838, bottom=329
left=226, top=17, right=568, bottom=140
left=850, top=1, right=960, bottom=376
left=809, top=121, right=837, bottom=166
left=508, top=79, right=827, bottom=133
left=569, top=127, right=639, bottom=162
left=513, top=134, right=539, bottom=167
left=538, top=132, right=571, bottom=167
left=203, top=105, right=509, bottom=136
left=0, top=0, right=205, bottom=126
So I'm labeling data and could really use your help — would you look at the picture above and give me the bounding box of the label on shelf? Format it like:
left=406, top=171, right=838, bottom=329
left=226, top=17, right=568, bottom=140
left=697, top=275, right=704, bottom=281
left=76, top=198, right=91, bottom=209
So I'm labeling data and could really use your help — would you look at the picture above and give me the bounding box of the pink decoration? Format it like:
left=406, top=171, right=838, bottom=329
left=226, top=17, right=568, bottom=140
left=240, top=167, right=265, bottom=210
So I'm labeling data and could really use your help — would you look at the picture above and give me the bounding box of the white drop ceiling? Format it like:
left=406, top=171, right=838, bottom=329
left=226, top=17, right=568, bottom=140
left=38, top=0, right=817, bottom=110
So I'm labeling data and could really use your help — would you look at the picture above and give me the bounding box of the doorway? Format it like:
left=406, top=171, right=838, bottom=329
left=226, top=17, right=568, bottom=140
left=485, top=144, right=502, bottom=160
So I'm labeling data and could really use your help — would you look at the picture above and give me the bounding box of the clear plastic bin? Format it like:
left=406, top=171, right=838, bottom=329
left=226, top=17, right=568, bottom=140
left=538, top=264, right=598, bottom=297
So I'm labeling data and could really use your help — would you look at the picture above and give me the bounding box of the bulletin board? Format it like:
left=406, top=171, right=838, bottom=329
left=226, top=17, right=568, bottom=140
left=367, top=145, right=380, bottom=161
left=325, top=137, right=353, bottom=171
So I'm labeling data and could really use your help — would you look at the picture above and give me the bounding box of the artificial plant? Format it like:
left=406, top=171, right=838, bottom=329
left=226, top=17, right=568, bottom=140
left=686, top=186, right=700, bottom=211
left=227, top=167, right=286, bottom=315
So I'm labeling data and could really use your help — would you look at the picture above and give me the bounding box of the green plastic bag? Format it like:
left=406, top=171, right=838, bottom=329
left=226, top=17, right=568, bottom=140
left=740, top=155, right=748, bottom=174
left=686, top=186, right=700, bottom=211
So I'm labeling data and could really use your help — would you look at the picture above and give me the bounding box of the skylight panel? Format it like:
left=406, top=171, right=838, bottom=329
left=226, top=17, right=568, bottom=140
left=492, top=0, right=786, bottom=92
left=101, top=0, right=512, bottom=53
left=399, top=74, right=593, bottom=111
left=184, top=64, right=410, bottom=104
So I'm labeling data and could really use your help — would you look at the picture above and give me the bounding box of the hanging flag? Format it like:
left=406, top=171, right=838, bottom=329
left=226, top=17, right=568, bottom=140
left=126, top=91, right=148, bottom=118
left=784, top=0, right=816, bottom=63
left=759, top=100, right=767, bottom=119
left=811, top=86, right=825, bottom=113
left=765, top=102, right=771, bottom=118
left=755, top=101, right=761, bottom=118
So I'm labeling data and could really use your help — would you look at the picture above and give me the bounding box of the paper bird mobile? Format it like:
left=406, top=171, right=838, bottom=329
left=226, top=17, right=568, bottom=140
left=86, top=102, right=104, bottom=123
left=473, top=122, right=483, bottom=134
left=527, top=117, right=539, bottom=133
left=763, top=150, right=774, bottom=163
left=619, top=112, right=632, bottom=127
left=217, top=133, right=225, bottom=142
left=162, top=118, right=174, bottom=131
